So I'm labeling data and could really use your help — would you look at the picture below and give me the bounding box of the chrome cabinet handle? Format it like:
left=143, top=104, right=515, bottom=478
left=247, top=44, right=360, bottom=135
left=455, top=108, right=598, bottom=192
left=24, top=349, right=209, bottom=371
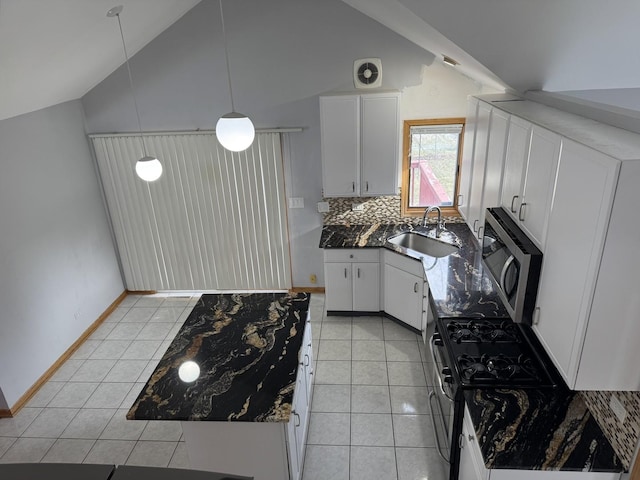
left=365, top=181, right=369, bottom=192
left=473, top=219, right=478, bottom=232
left=414, top=282, right=418, bottom=293
left=457, top=194, right=464, bottom=206
left=344, top=268, right=348, bottom=278
left=519, top=202, right=527, bottom=221
left=304, top=354, right=310, bottom=366
left=459, top=434, right=465, bottom=449
left=477, top=226, right=484, bottom=240
left=352, top=182, right=355, bottom=192
left=293, top=411, right=300, bottom=427
left=357, top=268, right=361, bottom=278
left=510, top=195, right=519, bottom=213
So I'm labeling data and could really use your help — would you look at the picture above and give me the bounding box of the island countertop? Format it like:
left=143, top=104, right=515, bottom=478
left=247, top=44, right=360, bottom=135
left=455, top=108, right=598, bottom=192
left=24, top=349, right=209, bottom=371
left=127, top=292, right=310, bottom=422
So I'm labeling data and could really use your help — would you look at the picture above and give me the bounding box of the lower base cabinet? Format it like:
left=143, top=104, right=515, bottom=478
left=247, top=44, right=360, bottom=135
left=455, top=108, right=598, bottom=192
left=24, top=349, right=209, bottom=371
left=324, top=249, right=380, bottom=312
left=382, top=250, right=426, bottom=330
left=460, top=407, right=621, bottom=480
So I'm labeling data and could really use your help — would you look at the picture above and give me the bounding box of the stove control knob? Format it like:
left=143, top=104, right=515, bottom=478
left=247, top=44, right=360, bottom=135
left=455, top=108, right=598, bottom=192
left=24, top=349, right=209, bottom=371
left=433, top=333, right=443, bottom=346
left=442, top=367, right=452, bottom=376
left=443, top=375, right=454, bottom=384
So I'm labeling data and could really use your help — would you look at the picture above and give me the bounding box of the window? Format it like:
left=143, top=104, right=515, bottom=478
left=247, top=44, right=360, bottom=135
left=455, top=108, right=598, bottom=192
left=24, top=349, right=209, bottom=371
left=401, top=118, right=465, bottom=217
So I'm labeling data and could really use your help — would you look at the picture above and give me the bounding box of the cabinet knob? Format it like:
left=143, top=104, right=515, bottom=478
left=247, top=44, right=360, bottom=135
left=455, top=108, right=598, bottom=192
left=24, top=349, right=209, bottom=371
left=468, top=434, right=474, bottom=442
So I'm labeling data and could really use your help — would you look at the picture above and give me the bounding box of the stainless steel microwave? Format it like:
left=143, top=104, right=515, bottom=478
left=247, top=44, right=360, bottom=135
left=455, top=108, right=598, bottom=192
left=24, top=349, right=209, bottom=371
left=481, top=207, right=542, bottom=324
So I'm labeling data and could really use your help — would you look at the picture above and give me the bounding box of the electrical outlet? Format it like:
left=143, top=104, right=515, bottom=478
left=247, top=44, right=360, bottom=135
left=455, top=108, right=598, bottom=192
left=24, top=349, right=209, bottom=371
left=352, top=203, right=365, bottom=212
left=609, top=394, right=627, bottom=423
left=317, top=202, right=330, bottom=213
left=288, top=197, right=304, bottom=209
left=309, top=274, right=317, bottom=284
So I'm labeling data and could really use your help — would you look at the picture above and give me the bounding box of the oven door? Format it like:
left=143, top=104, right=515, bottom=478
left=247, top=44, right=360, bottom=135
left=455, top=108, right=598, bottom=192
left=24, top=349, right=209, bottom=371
left=428, top=331, right=455, bottom=464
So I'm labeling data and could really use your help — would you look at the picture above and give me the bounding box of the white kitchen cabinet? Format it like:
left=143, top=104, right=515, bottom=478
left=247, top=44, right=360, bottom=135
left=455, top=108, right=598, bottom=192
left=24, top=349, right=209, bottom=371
left=464, top=103, right=510, bottom=242
left=320, top=93, right=399, bottom=197
left=498, top=117, right=560, bottom=249
left=499, top=115, right=530, bottom=217
left=462, top=406, right=620, bottom=480
left=286, top=317, right=314, bottom=480
left=382, top=250, right=425, bottom=330
left=466, top=102, right=491, bottom=236
left=324, top=249, right=380, bottom=312
left=458, top=97, right=479, bottom=221
left=518, top=125, right=561, bottom=247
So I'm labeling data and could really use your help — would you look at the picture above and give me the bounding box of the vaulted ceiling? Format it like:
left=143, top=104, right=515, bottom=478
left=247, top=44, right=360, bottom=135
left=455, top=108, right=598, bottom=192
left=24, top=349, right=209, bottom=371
left=2, top=0, right=639, bottom=122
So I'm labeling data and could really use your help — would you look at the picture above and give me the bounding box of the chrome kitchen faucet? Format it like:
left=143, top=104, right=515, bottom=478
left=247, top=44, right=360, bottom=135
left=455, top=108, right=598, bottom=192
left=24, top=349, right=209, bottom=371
left=422, top=206, right=445, bottom=238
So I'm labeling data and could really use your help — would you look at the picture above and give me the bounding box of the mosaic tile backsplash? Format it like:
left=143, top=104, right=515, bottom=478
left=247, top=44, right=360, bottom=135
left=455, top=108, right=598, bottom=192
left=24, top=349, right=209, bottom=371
left=580, top=391, right=640, bottom=470
left=322, top=195, right=464, bottom=225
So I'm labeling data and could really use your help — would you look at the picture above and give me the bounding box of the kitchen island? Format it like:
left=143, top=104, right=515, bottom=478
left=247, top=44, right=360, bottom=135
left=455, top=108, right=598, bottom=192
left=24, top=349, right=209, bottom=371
left=127, top=292, right=313, bottom=480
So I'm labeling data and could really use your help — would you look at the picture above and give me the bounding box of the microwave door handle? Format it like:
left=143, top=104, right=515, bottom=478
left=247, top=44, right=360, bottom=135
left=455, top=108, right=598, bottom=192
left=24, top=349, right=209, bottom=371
left=500, top=255, right=516, bottom=294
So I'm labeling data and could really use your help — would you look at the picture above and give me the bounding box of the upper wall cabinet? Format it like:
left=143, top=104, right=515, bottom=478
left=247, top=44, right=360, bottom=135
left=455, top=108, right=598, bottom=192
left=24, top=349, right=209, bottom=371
left=499, top=117, right=561, bottom=249
left=320, top=93, right=399, bottom=197
left=459, top=99, right=509, bottom=243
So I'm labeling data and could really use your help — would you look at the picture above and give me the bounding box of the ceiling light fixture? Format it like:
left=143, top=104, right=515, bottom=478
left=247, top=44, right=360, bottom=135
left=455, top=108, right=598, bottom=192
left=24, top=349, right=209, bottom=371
left=215, top=0, right=255, bottom=152
left=107, top=5, right=162, bottom=182
left=442, top=55, right=460, bottom=67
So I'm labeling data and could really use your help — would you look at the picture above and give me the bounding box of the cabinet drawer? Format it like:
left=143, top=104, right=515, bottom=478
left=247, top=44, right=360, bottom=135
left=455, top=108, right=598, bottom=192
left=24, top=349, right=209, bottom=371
left=382, top=249, right=424, bottom=277
left=324, top=248, right=380, bottom=263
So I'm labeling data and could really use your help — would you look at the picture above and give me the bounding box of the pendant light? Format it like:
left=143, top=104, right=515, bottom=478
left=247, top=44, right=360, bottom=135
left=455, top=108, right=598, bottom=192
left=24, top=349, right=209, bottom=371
left=107, top=5, right=162, bottom=182
left=215, top=0, right=255, bottom=152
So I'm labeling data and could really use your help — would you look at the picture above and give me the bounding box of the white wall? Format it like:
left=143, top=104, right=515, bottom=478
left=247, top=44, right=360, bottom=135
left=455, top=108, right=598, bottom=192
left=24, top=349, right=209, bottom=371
left=81, top=0, right=495, bottom=288
left=0, top=100, right=124, bottom=408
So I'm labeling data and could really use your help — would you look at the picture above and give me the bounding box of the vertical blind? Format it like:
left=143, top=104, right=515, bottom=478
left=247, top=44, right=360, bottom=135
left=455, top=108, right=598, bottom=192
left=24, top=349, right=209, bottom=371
left=91, top=132, right=291, bottom=291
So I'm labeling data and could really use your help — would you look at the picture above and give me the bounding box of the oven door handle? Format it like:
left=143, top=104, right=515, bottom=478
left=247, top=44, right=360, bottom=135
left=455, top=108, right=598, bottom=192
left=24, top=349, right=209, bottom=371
left=499, top=254, right=515, bottom=295
left=429, top=335, right=453, bottom=401
left=428, top=389, right=451, bottom=464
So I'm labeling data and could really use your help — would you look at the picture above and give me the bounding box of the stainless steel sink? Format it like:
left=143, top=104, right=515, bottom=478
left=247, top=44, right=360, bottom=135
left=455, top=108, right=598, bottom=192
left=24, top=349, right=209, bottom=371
left=387, top=231, right=459, bottom=258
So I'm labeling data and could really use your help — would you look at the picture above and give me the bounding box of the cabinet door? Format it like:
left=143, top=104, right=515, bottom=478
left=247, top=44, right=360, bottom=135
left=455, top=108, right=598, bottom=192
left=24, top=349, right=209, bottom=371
left=500, top=116, right=531, bottom=218
left=383, top=264, right=422, bottom=330
left=361, top=94, right=399, bottom=196
left=324, top=262, right=352, bottom=311
left=458, top=97, right=479, bottom=220
left=352, top=262, right=380, bottom=311
left=302, top=323, right=314, bottom=403
left=460, top=408, right=488, bottom=480
left=480, top=108, right=509, bottom=232
left=320, top=96, right=359, bottom=196
left=533, top=140, right=618, bottom=388
left=467, top=102, right=491, bottom=236
left=519, top=126, right=561, bottom=248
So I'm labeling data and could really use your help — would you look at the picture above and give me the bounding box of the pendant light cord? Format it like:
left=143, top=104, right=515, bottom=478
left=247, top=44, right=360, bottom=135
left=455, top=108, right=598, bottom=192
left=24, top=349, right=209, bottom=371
left=219, top=0, right=236, bottom=113
left=114, top=11, right=148, bottom=157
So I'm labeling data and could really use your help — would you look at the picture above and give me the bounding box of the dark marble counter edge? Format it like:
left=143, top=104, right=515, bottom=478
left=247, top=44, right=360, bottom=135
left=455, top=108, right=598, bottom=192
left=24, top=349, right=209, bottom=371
left=127, top=292, right=311, bottom=423
left=463, top=389, right=624, bottom=473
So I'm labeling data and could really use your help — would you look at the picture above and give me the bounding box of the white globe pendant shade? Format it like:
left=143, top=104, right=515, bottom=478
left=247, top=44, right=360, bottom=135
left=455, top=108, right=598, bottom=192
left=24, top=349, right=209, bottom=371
left=135, top=155, right=163, bottom=182
left=178, top=360, right=201, bottom=383
left=216, top=112, right=255, bottom=152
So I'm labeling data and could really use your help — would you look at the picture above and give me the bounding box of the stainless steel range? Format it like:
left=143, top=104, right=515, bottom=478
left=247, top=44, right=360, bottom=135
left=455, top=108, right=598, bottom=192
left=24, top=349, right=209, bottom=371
left=428, top=208, right=560, bottom=480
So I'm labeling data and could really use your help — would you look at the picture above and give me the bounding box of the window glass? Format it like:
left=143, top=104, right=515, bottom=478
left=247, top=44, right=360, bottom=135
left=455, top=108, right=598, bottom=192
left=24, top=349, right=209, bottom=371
left=402, top=119, right=464, bottom=216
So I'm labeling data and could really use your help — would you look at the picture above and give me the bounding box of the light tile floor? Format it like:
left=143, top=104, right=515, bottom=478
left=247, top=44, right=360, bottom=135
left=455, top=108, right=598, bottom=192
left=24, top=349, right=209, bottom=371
left=0, top=293, right=448, bottom=480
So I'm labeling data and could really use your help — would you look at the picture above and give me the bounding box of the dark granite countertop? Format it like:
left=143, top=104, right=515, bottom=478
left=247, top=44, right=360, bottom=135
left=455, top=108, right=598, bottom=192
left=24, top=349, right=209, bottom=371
left=464, top=389, right=624, bottom=472
left=127, top=292, right=310, bottom=422
left=319, top=222, right=509, bottom=318
left=319, top=222, right=623, bottom=473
